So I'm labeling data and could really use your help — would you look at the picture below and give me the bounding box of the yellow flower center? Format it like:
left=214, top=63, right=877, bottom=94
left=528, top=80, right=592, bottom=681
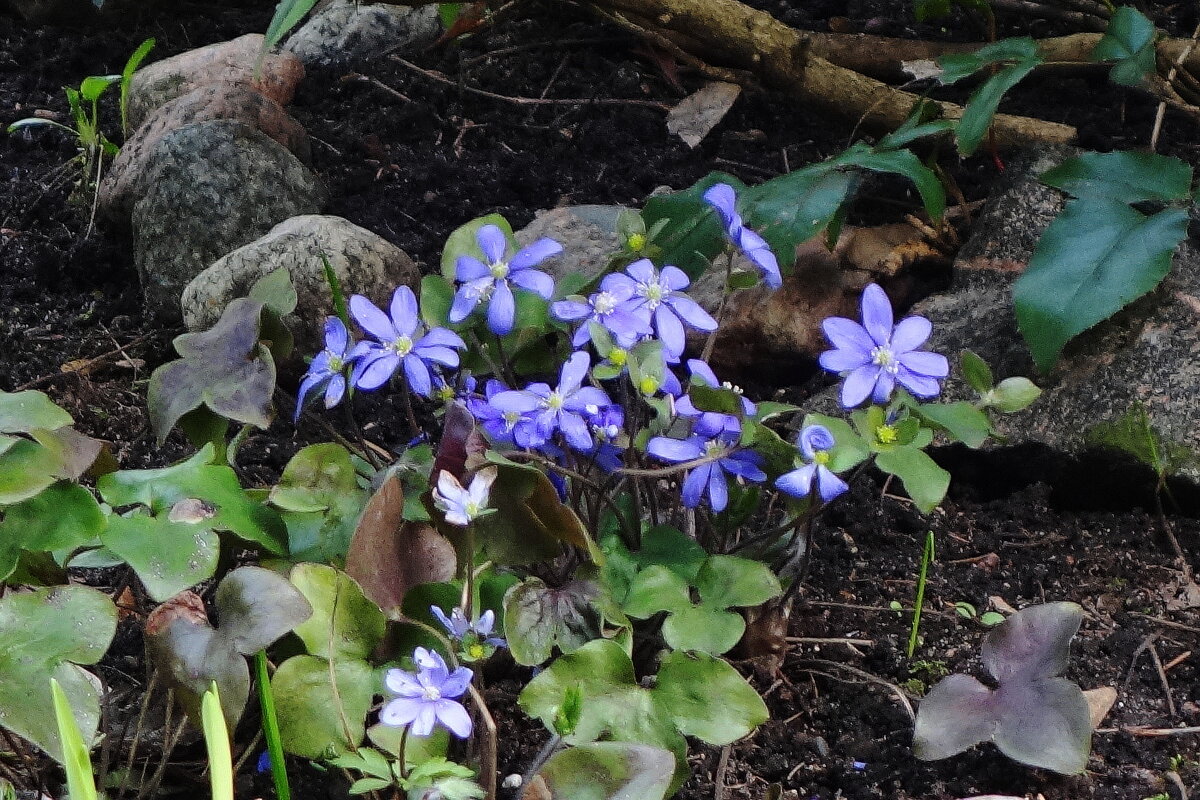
left=870, top=345, right=900, bottom=375
left=610, top=348, right=628, bottom=366
left=877, top=425, right=898, bottom=444
left=813, top=450, right=831, bottom=466
left=489, top=261, right=509, bottom=280
left=389, top=336, right=414, bottom=356
left=628, top=233, right=647, bottom=251
left=638, top=375, right=658, bottom=395
left=468, top=643, right=486, bottom=659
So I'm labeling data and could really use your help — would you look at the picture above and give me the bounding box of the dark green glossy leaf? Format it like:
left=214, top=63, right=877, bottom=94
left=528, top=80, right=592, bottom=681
left=533, top=742, right=674, bottom=800
left=1092, top=6, right=1157, bottom=87
left=938, top=38, right=1042, bottom=156
left=1040, top=151, right=1192, bottom=203
left=503, top=577, right=606, bottom=665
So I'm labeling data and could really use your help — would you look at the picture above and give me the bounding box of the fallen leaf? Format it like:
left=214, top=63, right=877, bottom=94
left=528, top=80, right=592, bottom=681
left=667, top=82, right=742, bottom=149
left=989, top=595, right=1018, bottom=615
left=902, top=59, right=942, bottom=81
left=1084, top=686, right=1117, bottom=729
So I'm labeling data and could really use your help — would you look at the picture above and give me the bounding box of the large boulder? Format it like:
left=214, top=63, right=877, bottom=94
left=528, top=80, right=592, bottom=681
left=181, top=215, right=420, bottom=354
left=132, top=120, right=324, bottom=320
left=911, top=145, right=1200, bottom=483
left=126, top=34, right=305, bottom=131
left=283, top=0, right=440, bottom=66
left=100, top=82, right=311, bottom=223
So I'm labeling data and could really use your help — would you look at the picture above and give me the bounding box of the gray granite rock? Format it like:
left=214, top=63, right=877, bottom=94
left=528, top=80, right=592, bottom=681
left=283, top=0, right=440, bottom=66
left=909, top=145, right=1200, bottom=483
left=182, top=215, right=419, bottom=354
left=132, top=120, right=324, bottom=321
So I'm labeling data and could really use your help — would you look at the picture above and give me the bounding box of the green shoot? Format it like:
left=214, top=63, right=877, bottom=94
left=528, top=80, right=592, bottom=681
left=50, top=677, right=98, bottom=800
left=121, top=38, right=156, bottom=136
left=255, top=650, right=292, bottom=800
left=202, top=681, right=235, bottom=800
left=907, top=531, right=935, bottom=658
left=260, top=0, right=320, bottom=74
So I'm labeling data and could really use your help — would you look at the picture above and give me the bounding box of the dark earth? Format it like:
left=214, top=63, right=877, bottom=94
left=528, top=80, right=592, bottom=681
left=2, top=0, right=1199, bottom=798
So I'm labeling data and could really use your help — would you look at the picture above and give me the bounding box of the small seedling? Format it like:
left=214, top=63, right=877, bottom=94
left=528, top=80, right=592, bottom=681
left=907, top=531, right=935, bottom=658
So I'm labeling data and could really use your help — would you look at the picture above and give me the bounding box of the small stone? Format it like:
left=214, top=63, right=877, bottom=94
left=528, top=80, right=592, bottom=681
left=126, top=34, right=305, bottom=130
left=283, top=0, right=440, bottom=66
left=182, top=215, right=419, bottom=354
left=100, top=82, right=311, bottom=223
left=132, top=120, right=324, bottom=321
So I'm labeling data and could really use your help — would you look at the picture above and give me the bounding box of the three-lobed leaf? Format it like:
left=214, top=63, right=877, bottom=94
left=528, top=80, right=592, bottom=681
left=1091, top=6, right=1157, bottom=87
left=938, top=38, right=1042, bottom=156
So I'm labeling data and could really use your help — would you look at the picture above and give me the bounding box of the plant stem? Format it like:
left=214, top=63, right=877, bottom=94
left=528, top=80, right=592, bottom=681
left=907, top=531, right=935, bottom=659
left=254, top=651, right=291, bottom=800
left=467, top=684, right=497, bottom=800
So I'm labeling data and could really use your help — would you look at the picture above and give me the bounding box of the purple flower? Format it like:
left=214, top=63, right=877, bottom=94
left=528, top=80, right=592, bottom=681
left=432, top=467, right=497, bottom=526
left=295, top=317, right=355, bottom=421
left=646, top=430, right=766, bottom=512
left=776, top=424, right=849, bottom=503
left=490, top=352, right=612, bottom=451
left=466, top=379, right=526, bottom=447
left=579, top=404, right=625, bottom=472
left=819, top=283, right=949, bottom=408
left=703, top=183, right=782, bottom=289
left=600, top=259, right=717, bottom=359
left=450, top=224, right=560, bottom=336
left=381, top=647, right=473, bottom=738
left=348, top=287, right=466, bottom=397
left=551, top=283, right=650, bottom=349
left=431, top=606, right=506, bottom=658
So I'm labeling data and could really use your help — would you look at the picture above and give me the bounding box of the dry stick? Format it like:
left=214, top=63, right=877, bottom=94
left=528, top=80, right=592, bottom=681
left=343, top=72, right=413, bottom=103
left=468, top=684, right=498, bottom=800
left=1131, top=613, right=1200, bottom=636
left=1150, top=22, right=1200, bottom=152
left=1166, top=771, right=1190, bottom=800
left=13, top=332, right=158, bottom=392
left=795, top=660, right=917, bottom=723
left=1096, top=724, right=1200, bottom=737
left=987, top=0, right=1107, bottom=31
left=390, top=55, right=672, bottom=110
left=787, top=636, right=876, bottom=647
left=118, top=672, right=159, bottom=799
left=139, top=715, right=188, bottom=800
left=1148, top=640, right=1178, bottom=717
left=580, top=0, right=1075, bottom=148
left=713, top=744, right=732, bottom=800
left=1163, top=650, right=1192, bottom=672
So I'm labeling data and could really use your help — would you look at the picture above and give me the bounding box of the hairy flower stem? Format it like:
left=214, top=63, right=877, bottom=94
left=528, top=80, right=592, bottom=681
left=461, top=522, right=476, bottom=619
left=491, top=333, right=518, bottom=387
left=467, top=684, right=497, bottom=800
left=700, top=249, right=736, bottom=362
left=468, top=330, right=510, bottom=385
left=396, top=724, right=411, bottom=779
left=396, top=372, right=422, bottom=442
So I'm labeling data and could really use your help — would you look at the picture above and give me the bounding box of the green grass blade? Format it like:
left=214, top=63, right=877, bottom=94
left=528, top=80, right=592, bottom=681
left=50, top=677, right=98, bottom=800
left=255, top=650, right=292, bottom=800
left=121, top=38, right=156, bottom=135
left=202, top=682, right=235, bottom=800
left=907, top=531, right=935, bottom=658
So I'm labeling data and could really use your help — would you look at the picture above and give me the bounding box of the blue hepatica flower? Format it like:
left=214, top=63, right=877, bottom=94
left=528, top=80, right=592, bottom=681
left=601, top=259, right=717, bottom=360
left=819, top=283, right=949, bottom=408
left=490, top=351, right=612, bottom=451
left=295, top=317, right=354, bottom=421
left=431, top=606, right=506, bottom=660
left=702, top=182, right=782, bottom=289
left=646, top=429, right=766, bottom=512
left=551, top=282, right=650, bottom=349
left=349, top=286, right=466, bottom=397
left=776, top=424, right=849, bottom=503
left=381, top=647, right=473, bottom=738
left=581, top=403, right=626, bottom=472
left=432, top=467, right=497, bottom=527
left=466, top=378, right=527, bottom=447
left=450, top=224, right=561, bottom=336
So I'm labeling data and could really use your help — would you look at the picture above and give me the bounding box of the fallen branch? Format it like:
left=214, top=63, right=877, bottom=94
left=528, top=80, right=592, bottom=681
left=573, top=0, right=1076, bottom=148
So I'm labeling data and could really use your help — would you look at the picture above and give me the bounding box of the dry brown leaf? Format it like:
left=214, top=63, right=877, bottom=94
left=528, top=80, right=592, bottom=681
left=1084, top=686, right=1118, bottom=729
left=666, top=81, right=742, bottom=148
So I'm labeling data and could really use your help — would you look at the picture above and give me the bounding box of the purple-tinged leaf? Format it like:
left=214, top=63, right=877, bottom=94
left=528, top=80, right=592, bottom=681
left=982, top=601, right=1081, bottom=683
left=992, top=678, right=1091, bottom=775
left=912, top=674, right=997, bottom=761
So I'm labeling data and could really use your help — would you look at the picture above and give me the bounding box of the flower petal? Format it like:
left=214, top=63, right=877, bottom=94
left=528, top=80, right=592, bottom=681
left=839, top=365, right=879, bottom=408
left=488, top=390, right=541, bottom=414
left=385, top=668, right=424, bottom=696
left=681, top=464, right=708, bottom=508
left=647, top=435, right=705, bottom=463
left=776, top=464, right=816, bottom=498
left=510, top=238, right=563, bottom=271
left=559, top=411, right=593, bottom=451
left=625, top=258, right=657, bottom=284
left=551, top=299, right=591, bottom=322
left=294, top=373, right=326, bottom=421
left=456, top=255, right=490, bottom=282
left=655, top=305, right=686, bottom=358
left=558, top=351, right=590, bottom=395
left=860, top=284, right=894, bottom=346
left=379, top=697, right=423, bottom=726
left=707, top=464, right=729, bottom=512
left=721, top=453, right=765, bottom=482
left=567, top=386, right=611, bottom=411
left=411, top=703, right=438, bottom=737
left=870, top=370, right=896, bottom=404
left=419, top=327, right=466, bottom=351
left=324, top=316, right=350, bottom=354
left=476, top=224, right=508, bottom=265
left=819, top=346, right=870, bottom=373
left=822, top=317, right=875, bottom=356
left=449, top=284, right=482, bottom=323
left=816, top=465, right=849, bottom=503
left=487, top=280, right=516, bottom=336
left=323, top=374, right=346, bottom=409
left=354, top=352, right=400, bottom=390
left=702, top=183, right=737, bottom=226
left=891, top=315, right=933, bottom=353
left=897, top=366, right=943, bottom=399
left=435, top=699, right=473, bottom=738
left=403, top=355, right=433, bottom=397
left=349, top=295, right=397, bottom=342
left=439, top=666, right=474, bottom=699
left=389, top=286, right=420, bottom=337
left=415, top=345, right=461, bottom=368
left=660, top=265, right=690, bottom=291
left=510, top=268, right=555, bottom=299
left=898, top=350, right=950, bottom=379
left=665, top=295, right=717, bottom=332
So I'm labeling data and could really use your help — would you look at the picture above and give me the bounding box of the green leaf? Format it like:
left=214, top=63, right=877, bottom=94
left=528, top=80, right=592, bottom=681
left=249, top=267, right=298, bottom=317
left=660, top=605, right=746, bottom=655
left=51, top=677, right=98, bottom=800
left=874, top=446, right=951, bottom=513
left=913, top=401, right=993, bottom=448
left=438, top=3, right=462, bottom=28
left=1085, top=401, right=1197, bottom=478
left=0, top=439, right=74, bottom=505
left=440, top=214, right=513, bottom=281
left=272, top=655, right=374, bottom=758
left=263, top=0, right=321, bottom=51
left=833, top=145, right=945, bottom=222
left=938, top=38, right=1042, bottom=156
left=960, top=349, right=994, bottom=394
left=421, top=274, right=455, bottom=329
left=630, top=525, right=708, bottom=582
left=913, top=0, right=951, bottom=20
left=503, top=577, right=607, bottom=665
left=0, top=586, right=116, bottom=762
left=289, top=564, right=386, bottom=661
left=622, top=566, right=691, bottom=618
left=79, top=74, right=118, bottom=104
left=1040, top=151, right=1193, bottom=203
left=1092, top=6, right=1157, bottom=87
left=98, top=444, right=287, bottom=554
left=270, top=443, right=361, bottom=513
left=101, top=513, right=220, bottom=602
left=1014, top=195, right=1188, bottom=371
left=0, top=482, right=104, bottom=581
left=744, top=165, right=859, bottom=270
left=214, top=566, right=313, bottom=655
left=641, top=173, right=736, bottom=280
left=985, top=377, right=1041, bottom=413
left=654, top=649, right=768, bottom=743
left=0, top=390, right=72, bottom=432
left=147, top=298, right=276, bottom=443
left=120, top=38, right=155, bottom=134
left=801, top=414, right=871, bottom=472
left=694, top=555, right=781, bottom=609
left=533, top=742, right=674, bottom=800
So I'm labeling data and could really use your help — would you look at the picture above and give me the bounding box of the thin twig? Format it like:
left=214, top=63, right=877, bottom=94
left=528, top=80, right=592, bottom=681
left=1131, top=613, right=1200, bottom=636
left=13, top=332, right=157, bottom=392
left=468, top=685, right=497, bottom=800
left=713, top=744, right=732, bottom=800
left=794, top=659, right=917, bottom=722
left=1148, top=640, right=1178, bottom=717
left=787, top=637, right=876, bottom=647
left=1150, top=22, right=1200, bottom=151
left=390, top=55, right=672, bottom=110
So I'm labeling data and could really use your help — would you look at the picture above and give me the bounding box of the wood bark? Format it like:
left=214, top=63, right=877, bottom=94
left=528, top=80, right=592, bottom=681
left=580, top=0, right=1076, bottom=149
